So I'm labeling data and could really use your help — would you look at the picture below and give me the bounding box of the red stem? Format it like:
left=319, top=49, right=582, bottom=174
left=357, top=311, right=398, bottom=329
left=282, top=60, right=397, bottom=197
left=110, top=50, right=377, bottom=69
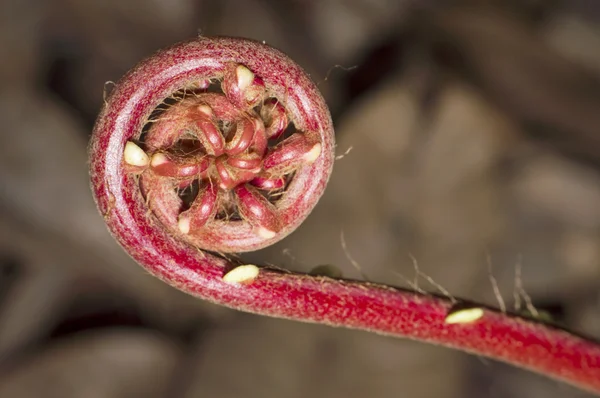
left=89, top=37, right=600, bottom=395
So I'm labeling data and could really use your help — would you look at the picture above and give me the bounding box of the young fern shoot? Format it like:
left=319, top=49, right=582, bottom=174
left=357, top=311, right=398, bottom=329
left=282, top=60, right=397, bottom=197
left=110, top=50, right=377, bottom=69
left=89, top=37, right=600, bottom=395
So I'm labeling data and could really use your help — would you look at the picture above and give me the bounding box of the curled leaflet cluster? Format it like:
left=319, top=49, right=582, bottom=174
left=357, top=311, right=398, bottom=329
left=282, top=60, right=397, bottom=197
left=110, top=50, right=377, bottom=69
left=91, top=37, right=335, bottom=253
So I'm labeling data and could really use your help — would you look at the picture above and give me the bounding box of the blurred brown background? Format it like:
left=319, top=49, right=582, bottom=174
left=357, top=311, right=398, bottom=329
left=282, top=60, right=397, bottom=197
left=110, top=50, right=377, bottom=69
left=1, top=0, right=600, bottom=397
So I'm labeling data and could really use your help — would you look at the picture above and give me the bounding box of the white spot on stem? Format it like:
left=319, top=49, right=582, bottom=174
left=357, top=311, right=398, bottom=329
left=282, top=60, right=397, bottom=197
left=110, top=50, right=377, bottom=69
left=257, top=226, right=276, bottom=239
left=150, top=153, right=168, bottom=167
left=197, top=105, right=213, bottom=117
left=123, top=142, right=149, bottom=167
left=236, top=65, right=254, bottom=90
left=445, top=307, right=484, bottom=324
left=223, top=264, right=260, bottom=284
left=303, top=143, right=322, bottom=164
left=178, top=216, right=190, bottom=234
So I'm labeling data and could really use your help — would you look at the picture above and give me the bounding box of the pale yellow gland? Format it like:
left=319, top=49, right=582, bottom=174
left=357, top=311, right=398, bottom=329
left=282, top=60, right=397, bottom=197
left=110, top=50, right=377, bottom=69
left=303, top=143, right=322, bottom=164
left=150, top=152, right=168, bottom=167
left=257, top=226, right=276, bottom=239
left=178, top=216, right=191, bottom=234
left=197, top=104, right=213, bottom=117
left=223, top=264, right=260, bottom=284
left=123, top=141, right=149, bottom=167
left=445, top=307, right=484, bottom=324
left=236, top=65, right=254, bottom=90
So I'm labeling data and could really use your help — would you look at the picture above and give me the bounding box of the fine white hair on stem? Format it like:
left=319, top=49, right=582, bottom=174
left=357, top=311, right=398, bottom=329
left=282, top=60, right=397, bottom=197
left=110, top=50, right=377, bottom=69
left=409, top=253, right=456, bottom=304
left=487, top=253, right=506, bottom=313
left=514, top=255, right=539, bottom=317
left=340, top=230, right=370, bottom=281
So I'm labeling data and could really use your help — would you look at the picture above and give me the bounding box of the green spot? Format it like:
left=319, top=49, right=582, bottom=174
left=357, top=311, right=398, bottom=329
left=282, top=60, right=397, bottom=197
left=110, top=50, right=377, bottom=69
left=519, top=308, right=555, bottom=323
left=309, top=264, right=343, bottom=278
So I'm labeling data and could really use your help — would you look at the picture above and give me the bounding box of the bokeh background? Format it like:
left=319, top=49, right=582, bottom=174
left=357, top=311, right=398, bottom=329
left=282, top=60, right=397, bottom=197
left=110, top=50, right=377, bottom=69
left=1, top=0, right=600, bottom=397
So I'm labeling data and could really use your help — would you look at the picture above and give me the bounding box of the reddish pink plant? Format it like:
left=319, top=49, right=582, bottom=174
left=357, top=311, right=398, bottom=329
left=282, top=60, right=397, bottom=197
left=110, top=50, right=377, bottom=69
left=89, top=37, right=600, bottom=394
